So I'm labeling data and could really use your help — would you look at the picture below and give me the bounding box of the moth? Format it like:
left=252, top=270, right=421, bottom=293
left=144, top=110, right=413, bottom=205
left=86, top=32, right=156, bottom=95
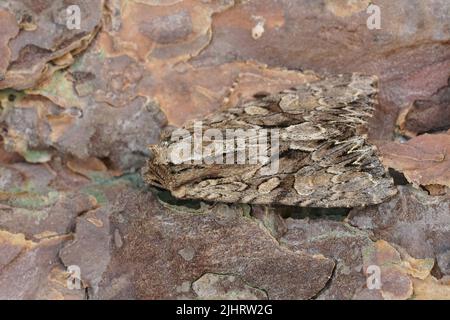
left=144, top=74, right=397, bottom=208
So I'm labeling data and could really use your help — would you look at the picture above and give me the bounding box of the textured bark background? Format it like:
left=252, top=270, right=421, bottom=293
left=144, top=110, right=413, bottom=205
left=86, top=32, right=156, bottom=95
left=0, top=0, right=449, bottom=299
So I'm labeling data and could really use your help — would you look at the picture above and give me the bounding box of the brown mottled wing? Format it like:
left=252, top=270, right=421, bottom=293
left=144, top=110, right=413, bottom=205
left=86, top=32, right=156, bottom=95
left=144, top=74, right=396, bottom=207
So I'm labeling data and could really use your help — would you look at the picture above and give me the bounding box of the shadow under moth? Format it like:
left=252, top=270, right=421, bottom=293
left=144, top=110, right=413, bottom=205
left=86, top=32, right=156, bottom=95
left=144, top=73, right=397, bottom=208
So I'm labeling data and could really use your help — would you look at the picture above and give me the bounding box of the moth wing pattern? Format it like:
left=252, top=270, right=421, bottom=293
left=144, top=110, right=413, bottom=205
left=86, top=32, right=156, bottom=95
left=144, top=73, right=397, bottom=208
